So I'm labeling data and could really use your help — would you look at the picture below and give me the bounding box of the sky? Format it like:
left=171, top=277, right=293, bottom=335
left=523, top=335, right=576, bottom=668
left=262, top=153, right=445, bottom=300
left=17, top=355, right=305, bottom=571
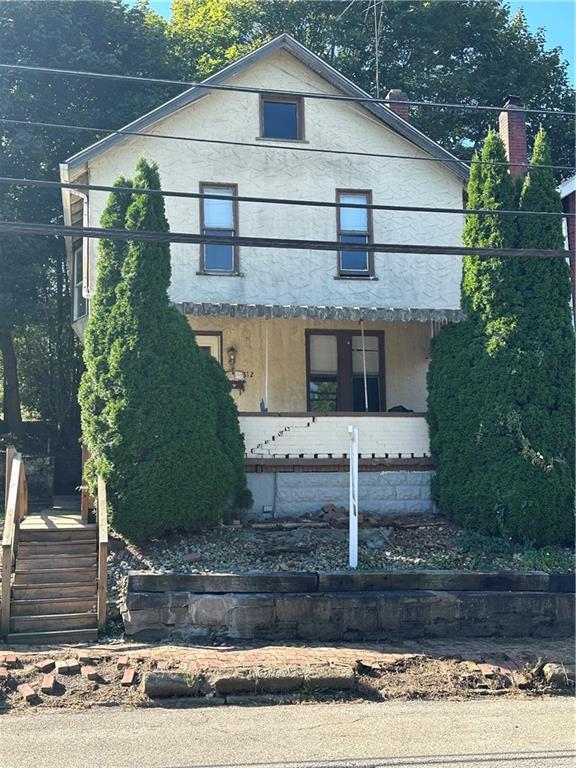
left=138, top=0, right=575, bottom=82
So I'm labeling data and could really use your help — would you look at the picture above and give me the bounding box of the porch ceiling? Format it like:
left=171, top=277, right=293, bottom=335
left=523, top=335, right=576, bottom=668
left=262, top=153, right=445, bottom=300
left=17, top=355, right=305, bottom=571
left=177, top=302, right=465, bottom=323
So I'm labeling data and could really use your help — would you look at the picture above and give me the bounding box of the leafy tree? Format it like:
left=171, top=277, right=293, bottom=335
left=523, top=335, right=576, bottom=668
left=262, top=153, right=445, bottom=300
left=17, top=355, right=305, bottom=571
left=0, top=0, right=177, bottom=443
left=92, top=159, right=248, bottom=540
left=167, top=0, right=574, bottom=166
left=428, top=130, right=574, bottom=545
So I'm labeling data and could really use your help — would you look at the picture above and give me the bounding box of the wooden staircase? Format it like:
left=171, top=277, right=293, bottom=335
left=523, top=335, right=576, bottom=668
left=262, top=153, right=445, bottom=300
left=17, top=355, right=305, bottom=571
left=1, top=448, right=108, bottom=645
left=7, top=516, right=99, bottom=643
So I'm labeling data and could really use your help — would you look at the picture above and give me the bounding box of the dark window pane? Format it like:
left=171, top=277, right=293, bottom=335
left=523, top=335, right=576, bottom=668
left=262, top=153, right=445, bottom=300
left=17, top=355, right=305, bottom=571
left=352, top=376, right=380, bottom=412
left=340, top=234, right=369, bottom=272
left=309, top=377, right=338, bottom=411
left=263, top=100, right=299, bottom=139
left=204, top=229, right=234, bottom=271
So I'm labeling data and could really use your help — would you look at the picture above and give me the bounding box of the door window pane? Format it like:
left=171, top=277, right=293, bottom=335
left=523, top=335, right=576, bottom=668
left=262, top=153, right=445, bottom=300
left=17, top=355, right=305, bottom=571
left=352, top=376, right=381, bottom=412
left=262, top=99, right=300, bottom=139
left=309, top=334, right=337, bottom=374
left=352, top=335, right=379, bottom=374
left=309, top=378, right=338, bottom=411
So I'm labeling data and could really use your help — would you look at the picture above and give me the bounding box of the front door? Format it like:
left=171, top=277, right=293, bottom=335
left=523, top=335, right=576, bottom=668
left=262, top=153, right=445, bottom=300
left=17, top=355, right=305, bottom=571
left=306, top=330, right=385, bottom=412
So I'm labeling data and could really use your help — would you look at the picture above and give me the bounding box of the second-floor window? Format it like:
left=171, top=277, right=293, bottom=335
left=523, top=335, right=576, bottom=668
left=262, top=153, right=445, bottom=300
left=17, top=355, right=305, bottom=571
left=200, top=183, right=238, bottom=273
left=260, top=95, right=303, bottom=140
left=73, top=245, right=87, bottom=319
left=337, top=190, right=373, bottom=277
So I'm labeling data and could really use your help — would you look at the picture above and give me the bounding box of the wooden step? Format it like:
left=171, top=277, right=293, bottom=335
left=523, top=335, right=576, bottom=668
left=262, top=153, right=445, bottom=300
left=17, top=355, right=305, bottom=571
left=10, top=612, right=97, bottom=633
left=12, top=582, right=98, bottom=600
left=11, top=596, right=97, bottom=617
left=16, top=554, right=98, bottom=571
left=18, top=540, right=97, bottom=557
left=6, top=628, right=99, bottom=645
left=18, top=526, right=97, bottom=543
left=14, top=567, right=97, bottom=585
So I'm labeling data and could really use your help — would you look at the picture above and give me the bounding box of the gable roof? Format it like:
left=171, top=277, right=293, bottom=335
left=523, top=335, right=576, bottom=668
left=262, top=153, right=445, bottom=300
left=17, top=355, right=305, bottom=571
left=63, top=33, right=468, bottom=181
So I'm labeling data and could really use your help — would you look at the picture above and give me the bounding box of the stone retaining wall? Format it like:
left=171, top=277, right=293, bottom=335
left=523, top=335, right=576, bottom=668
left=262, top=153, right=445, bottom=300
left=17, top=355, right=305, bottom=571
left=122, top=570, right=575, bottom=642
left=0, top=455, right=54, bottom=510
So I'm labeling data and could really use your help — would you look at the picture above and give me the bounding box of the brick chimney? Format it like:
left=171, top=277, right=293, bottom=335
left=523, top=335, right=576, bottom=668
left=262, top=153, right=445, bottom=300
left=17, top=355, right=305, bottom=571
left=499, top=95, right=528, bottom=178
left=385, top=89, right=410, bottom=122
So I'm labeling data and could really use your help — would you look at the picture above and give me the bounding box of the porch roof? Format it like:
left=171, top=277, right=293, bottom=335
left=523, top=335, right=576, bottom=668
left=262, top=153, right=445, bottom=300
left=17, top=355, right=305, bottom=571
left=176, top=302, right=464, bottom=323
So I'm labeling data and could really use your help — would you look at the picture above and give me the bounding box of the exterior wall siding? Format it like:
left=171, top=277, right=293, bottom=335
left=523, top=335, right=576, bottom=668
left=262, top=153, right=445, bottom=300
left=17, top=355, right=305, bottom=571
left=187, top=316, right=434, bottom=413
left=82, top=49, right=465, bottom=313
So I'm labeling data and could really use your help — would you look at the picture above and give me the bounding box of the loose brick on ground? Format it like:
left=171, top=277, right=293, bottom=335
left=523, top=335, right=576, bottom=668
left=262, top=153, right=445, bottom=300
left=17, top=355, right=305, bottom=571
left=64, top=659, right=80, bottom=675
left=18, top=684, right=36, bottom=702
left=35, top=659, right=55, bottom=674
left=81, top=665, right=98, bottom=681
left=0, top=654, right=18, bottom=668
left=121, top=668, right=136, bottom=687
left=40, top=675, right=56, bottom=694
left=117, top=655, right=130, bottom=670
left=0, top=667, right=9, bottom=682
left=478, top=662, right=498, bottom=678
left=155, top=660, right=170, bottom=670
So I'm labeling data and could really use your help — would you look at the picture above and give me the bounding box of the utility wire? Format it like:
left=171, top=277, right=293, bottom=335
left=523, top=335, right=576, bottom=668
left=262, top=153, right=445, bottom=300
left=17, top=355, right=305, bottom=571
left=0, top=219, right=568, bottom=259
left=0, top=61, right=573, bottom=117
left=0, top=175, right=572, bottom=220
left=2, top=118, right=573, bottom=172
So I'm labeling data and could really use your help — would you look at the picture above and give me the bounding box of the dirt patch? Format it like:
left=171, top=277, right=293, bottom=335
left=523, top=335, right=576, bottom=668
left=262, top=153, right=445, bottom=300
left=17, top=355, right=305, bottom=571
left=357, top=655, right=575, bottom=702
left=0, top=643, right=573, bottom=713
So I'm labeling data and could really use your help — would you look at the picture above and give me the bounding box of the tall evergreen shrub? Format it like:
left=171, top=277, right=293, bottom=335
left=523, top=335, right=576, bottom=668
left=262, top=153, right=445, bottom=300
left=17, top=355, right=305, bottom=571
left=79, top=178, right=133, bottom=483
left=84, top=158, right=249, bottom=540
left=428, top=130, right=574, bottom=545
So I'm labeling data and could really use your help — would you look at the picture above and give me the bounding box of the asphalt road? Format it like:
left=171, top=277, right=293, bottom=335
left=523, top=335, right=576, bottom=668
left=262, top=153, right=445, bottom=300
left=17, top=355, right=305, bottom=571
left=1, top=698, right=574, bottom=768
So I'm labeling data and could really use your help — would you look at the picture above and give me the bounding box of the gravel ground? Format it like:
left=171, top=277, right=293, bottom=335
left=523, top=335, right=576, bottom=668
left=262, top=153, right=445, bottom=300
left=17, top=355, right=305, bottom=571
left=106, top=514, right=574, bottom=620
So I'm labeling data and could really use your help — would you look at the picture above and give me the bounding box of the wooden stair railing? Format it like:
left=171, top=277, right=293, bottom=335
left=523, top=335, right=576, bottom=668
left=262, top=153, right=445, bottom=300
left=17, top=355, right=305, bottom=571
left=1, top=448, right=28, bottom=637
left=96, top=476, right=108, bottom=631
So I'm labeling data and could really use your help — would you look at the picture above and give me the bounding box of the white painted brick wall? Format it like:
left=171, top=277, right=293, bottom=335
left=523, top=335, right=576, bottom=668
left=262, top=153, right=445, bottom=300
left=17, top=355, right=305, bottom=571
left=240, top=415, right=430, bottom=457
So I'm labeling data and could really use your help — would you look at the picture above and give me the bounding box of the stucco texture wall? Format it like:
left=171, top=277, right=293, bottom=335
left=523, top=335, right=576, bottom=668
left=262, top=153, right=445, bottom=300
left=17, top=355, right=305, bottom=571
left=187, top=316, right=432, bottom=413
left=83, top=49, right=465, bottom=312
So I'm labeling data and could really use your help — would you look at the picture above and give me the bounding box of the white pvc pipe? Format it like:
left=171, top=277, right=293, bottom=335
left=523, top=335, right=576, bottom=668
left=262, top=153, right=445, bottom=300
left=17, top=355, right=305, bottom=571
left=264, top=322, right=269, bottom=410
left=348, top=425, right=359, bottom=569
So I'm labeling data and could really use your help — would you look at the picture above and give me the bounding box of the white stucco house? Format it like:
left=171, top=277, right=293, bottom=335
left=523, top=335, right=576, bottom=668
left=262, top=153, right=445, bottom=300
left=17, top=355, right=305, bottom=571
left=60, top=34, right=471, bottom=516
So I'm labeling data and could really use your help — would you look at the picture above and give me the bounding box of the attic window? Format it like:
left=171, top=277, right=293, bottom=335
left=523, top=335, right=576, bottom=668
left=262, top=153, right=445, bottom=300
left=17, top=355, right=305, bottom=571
left=260, top=95, right=303, bottom=140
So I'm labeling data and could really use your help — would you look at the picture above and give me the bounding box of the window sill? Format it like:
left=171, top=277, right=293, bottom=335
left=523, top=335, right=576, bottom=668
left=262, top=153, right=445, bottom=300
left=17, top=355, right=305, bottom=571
left=196, top=271, right=244, bottom=277
left=255, top=136, right=309, bottom=144
left=334, top=275, right=378, bottom=281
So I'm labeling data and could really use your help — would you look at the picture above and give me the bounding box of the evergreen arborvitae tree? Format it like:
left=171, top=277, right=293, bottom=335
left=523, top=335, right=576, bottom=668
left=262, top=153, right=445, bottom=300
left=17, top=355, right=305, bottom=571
left=428, top=129, right=574, bottom=545
left=98, top=158, right=248, bottom=540
left=79, top=178, right=133, bottom=485
left=201, top=351, right=253, bottom=511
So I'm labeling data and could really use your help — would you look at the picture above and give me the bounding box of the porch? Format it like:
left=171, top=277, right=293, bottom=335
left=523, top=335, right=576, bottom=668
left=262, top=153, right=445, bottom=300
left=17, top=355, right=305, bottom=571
left=186, top=313, right=437, bottom=463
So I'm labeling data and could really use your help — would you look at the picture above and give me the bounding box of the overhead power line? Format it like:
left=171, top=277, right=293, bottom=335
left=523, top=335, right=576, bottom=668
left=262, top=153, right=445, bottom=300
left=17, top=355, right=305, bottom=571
left=0, top=61, right=574, bottom=118
left=2, top=118, right=573, bottom=172
left=0, top=219, right=568, bottom=259
left=0, top=175, right=572, bottom=221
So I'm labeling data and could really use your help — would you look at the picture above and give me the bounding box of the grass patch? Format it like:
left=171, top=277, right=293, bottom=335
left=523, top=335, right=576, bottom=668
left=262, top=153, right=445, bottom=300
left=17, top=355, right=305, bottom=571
left=460, top=530, right=574, bottom=572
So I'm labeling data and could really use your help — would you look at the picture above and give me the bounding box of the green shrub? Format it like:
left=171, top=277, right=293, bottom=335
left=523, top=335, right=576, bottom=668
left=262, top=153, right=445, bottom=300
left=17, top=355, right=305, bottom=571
left=83, top=158, right=250, bottom=540
left=428, top=130, right=575, bottom=546
left=79, top=178, right=133, bottom=488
